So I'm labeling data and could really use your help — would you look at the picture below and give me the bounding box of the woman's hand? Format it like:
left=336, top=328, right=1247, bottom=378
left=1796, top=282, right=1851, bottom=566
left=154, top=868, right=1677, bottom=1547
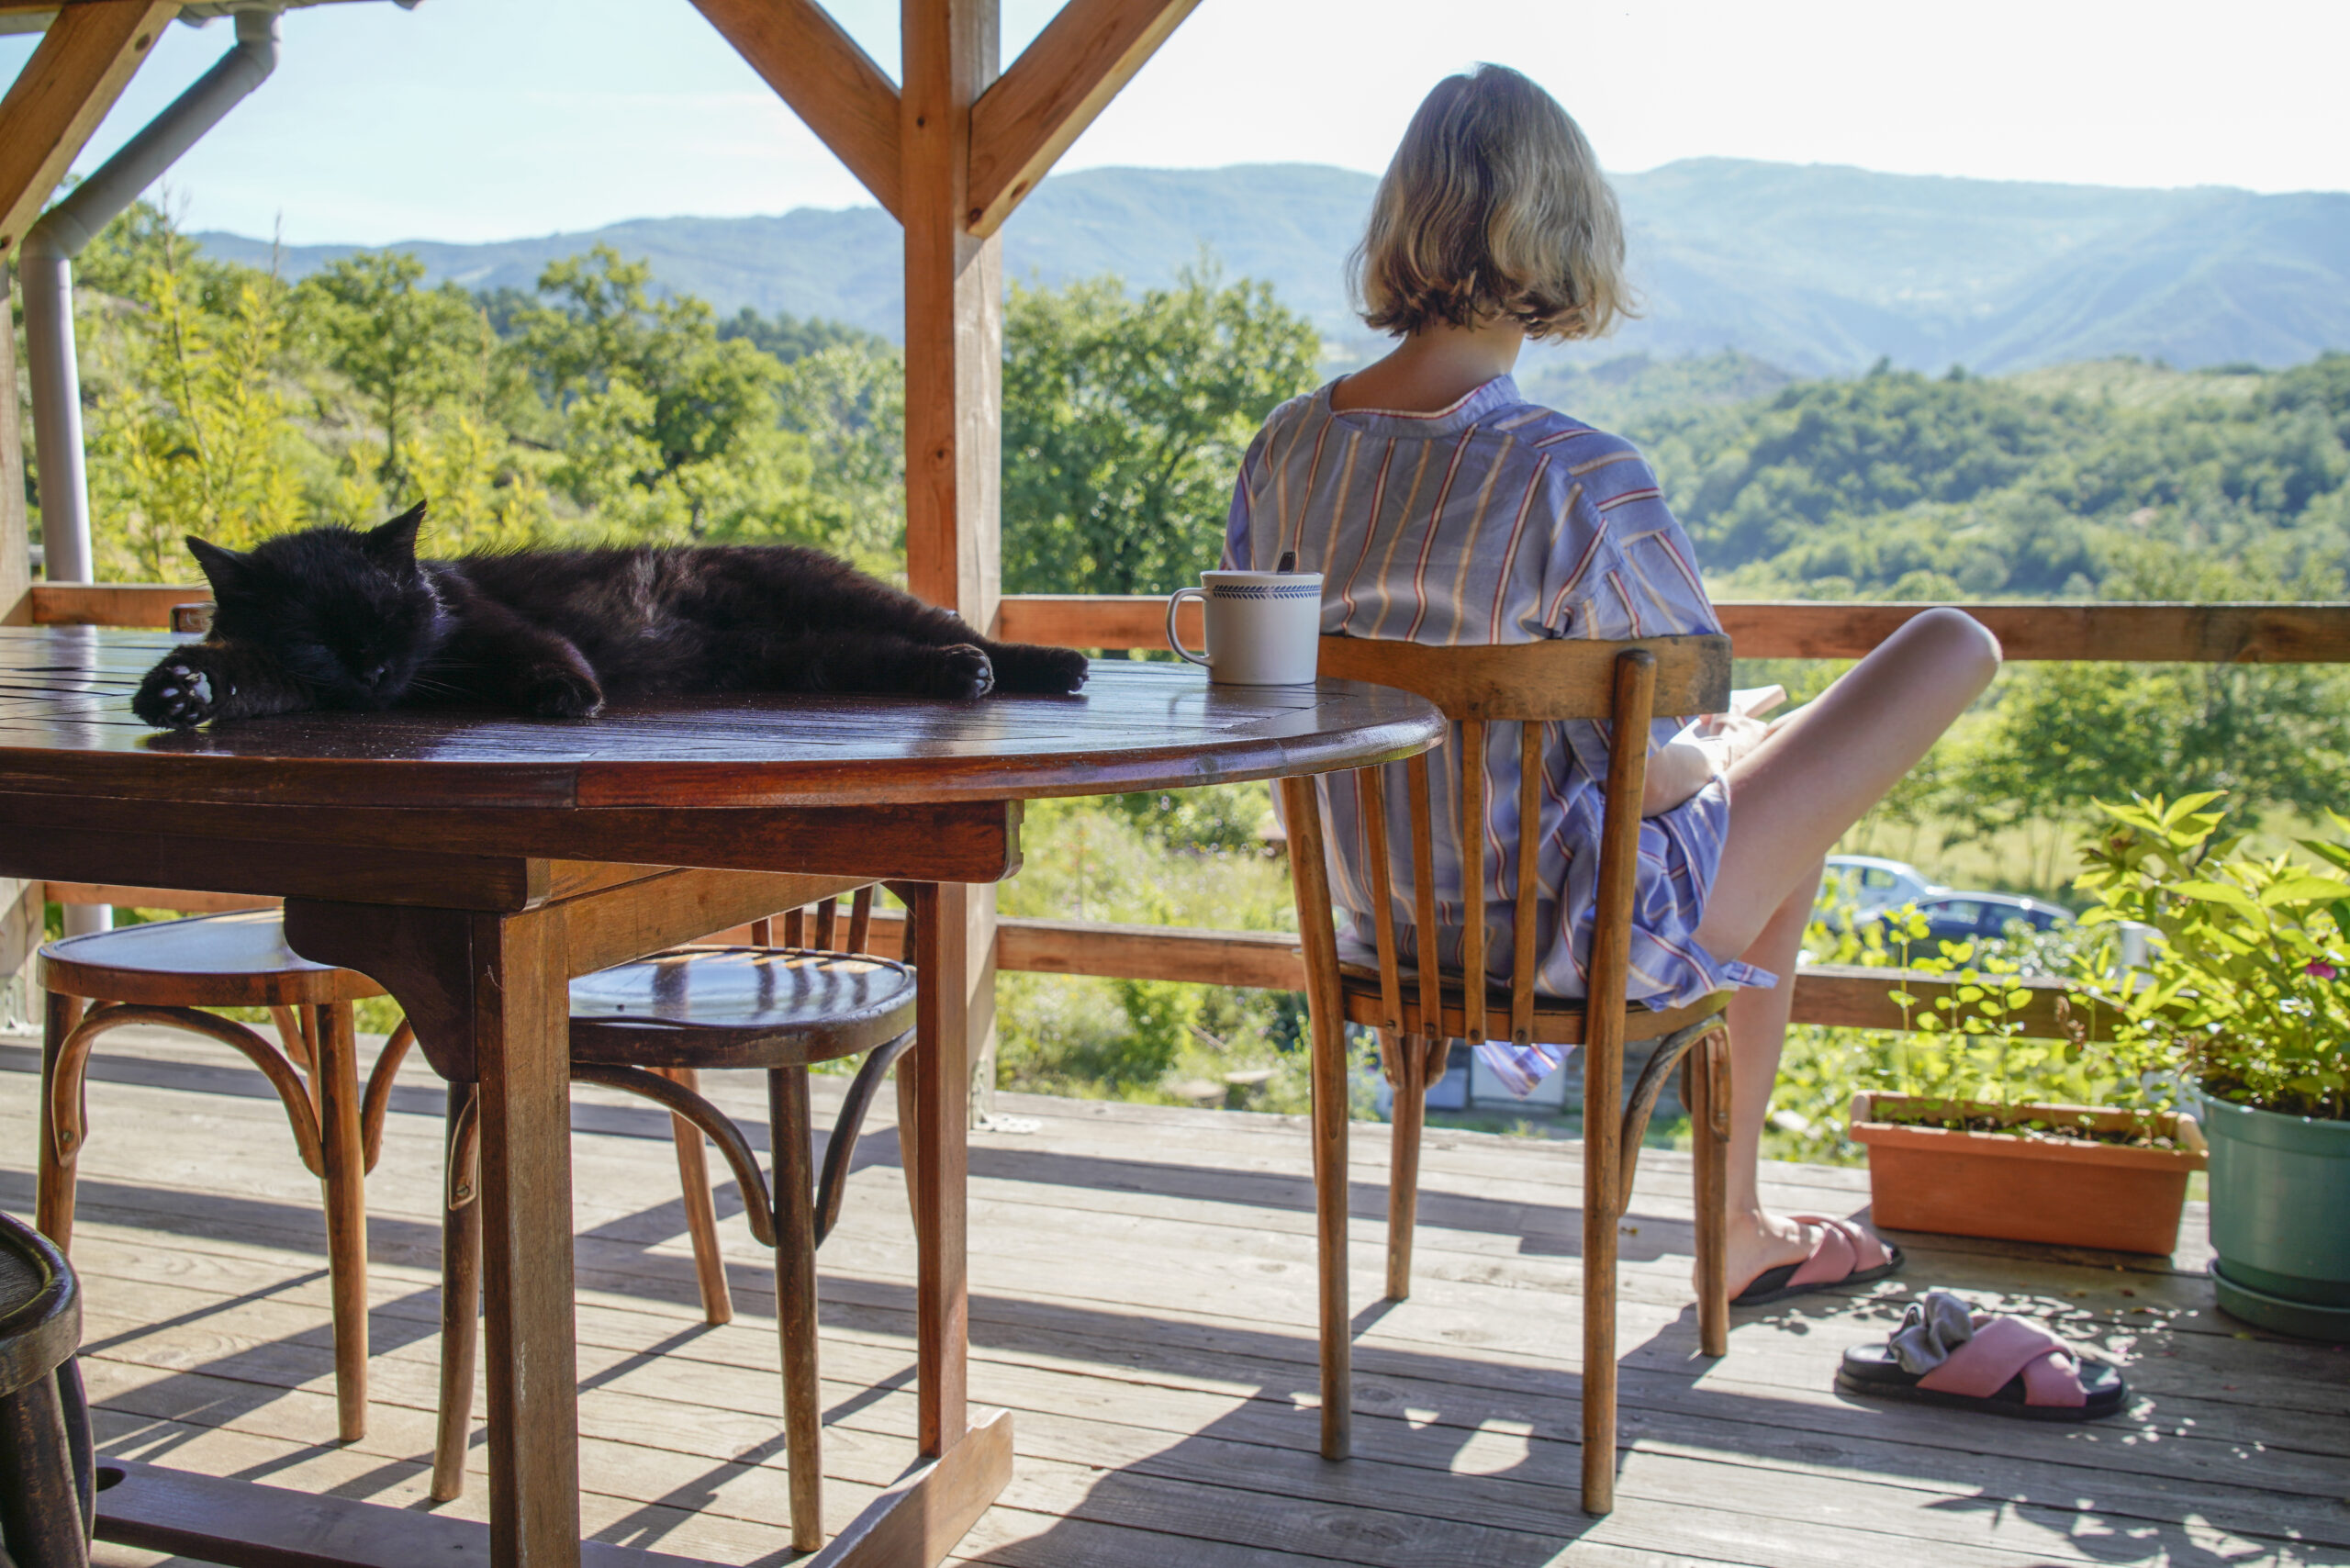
left=1639, top=711, right=1773, bottom=817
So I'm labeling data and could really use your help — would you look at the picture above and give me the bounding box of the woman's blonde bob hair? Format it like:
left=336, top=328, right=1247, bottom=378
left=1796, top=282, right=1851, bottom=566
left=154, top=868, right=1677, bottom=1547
left=1350, top=64, right=1631, bottom=342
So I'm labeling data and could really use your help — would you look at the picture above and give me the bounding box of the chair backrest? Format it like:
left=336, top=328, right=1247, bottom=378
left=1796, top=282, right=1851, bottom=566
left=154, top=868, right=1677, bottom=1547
left=760, top=886, right=877, bottom=954
left=1315, top=633, right=1731, bottom=1052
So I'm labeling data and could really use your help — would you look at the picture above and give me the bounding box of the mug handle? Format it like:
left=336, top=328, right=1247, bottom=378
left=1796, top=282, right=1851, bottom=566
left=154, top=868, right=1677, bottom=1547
left=1165, top=586, right=1211, bottom=666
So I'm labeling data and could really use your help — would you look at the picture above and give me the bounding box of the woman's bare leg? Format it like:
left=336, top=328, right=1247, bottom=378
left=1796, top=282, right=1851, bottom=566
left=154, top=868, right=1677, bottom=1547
left=1690, top=608, right=2002, bottom=1293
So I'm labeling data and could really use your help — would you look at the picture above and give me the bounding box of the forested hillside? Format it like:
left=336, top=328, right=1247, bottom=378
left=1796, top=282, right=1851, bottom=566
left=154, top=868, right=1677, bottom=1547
left=1612, top=355, right=2350, bottom=604
left=196, top=159, right=2350, bottom=375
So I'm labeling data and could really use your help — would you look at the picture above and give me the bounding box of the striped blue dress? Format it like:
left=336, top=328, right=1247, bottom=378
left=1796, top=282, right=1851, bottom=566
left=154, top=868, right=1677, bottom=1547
left=1224, top=375, right=1774, bottom=1095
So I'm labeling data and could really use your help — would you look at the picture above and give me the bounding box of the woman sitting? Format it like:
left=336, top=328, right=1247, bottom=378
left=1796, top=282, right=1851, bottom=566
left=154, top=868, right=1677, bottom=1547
left=1222, top=63, right=2001, bottom=1303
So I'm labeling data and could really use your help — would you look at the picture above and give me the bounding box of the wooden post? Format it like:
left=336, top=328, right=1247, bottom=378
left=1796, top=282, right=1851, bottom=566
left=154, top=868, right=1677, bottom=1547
left=0, top=274, right=37, bottom=1018
left=902, top=0, right=1004, bottom=1121
left=0, top=1, right=178, bottom=263
left=0, top=264, right=31, bottom=629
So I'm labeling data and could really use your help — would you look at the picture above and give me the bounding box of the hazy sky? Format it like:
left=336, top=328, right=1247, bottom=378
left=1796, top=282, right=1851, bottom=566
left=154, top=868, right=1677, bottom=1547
left=6, top=0, right=2345, bottom=245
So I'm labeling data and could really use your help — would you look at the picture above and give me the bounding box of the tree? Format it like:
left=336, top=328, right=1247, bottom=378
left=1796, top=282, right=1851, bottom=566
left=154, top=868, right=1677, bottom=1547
left=775, top=340, right=906, bottom=575
left=512, top=247, right=811, bottom=540
left=1002, top=263, right=1318, bottom=596
left=295, top=251, right=491, bottom=487
left=718, top=307, right=886, bottom=364
left=84, top=220, right=308, bottom=577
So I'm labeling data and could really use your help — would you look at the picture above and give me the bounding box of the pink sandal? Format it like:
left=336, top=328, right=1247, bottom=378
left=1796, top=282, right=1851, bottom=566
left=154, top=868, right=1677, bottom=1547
left=1730, top=1214, right=1904, bottom=1305
left=1836, top=1292, right=2128, bottom=1422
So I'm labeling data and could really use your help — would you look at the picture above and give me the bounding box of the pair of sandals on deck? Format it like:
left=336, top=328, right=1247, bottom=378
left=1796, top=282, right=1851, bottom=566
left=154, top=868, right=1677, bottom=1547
left=1734, top=1214, right=2128, bottom=1422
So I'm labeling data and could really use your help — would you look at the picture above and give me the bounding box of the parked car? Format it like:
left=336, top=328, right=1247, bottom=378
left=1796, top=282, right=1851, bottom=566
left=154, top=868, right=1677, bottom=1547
left=1900, top=891, right=2075, bottom=946
left=1816, top=855, right=1944, bottom=922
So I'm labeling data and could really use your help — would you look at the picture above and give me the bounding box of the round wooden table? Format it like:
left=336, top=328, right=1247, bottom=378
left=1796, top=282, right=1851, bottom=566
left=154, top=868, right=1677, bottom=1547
left=0, top=627, right=1444, bottom=1568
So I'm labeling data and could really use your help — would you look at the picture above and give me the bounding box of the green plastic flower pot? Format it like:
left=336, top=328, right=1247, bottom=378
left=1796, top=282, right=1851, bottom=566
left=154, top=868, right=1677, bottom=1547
left=2197, top=1089, right=2350, bottom=1342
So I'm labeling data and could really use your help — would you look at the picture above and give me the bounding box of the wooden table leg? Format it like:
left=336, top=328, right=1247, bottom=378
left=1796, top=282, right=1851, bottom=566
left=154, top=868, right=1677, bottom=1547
left=902, top=883, right=968, bottom=1456
left=1277, top=774, right=1353, bottom=1462
left=294, top=898, right=584, bottom=1565
left=471, top=904, right=583, bottom=1565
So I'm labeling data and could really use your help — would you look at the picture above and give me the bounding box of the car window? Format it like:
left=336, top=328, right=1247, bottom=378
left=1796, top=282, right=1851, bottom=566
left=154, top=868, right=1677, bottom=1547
left=1934, top=901, right=1981, bottom=924
left=1862, top=868, right=1897, bottom=890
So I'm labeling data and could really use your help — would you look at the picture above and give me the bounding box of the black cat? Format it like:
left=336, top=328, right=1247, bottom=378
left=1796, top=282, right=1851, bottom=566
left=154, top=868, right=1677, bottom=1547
left=131, top=504, right=1090, bottom=730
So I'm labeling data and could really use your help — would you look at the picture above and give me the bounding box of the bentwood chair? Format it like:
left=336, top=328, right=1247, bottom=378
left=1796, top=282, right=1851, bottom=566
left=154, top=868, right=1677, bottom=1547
left=1293, top=633, right=1739, bottom=1516
left=35, top=910, right=412, bottom=1444
left=432, top=885, right=918, bottom=1555
left=0, top=1209, right=93, bottom=1567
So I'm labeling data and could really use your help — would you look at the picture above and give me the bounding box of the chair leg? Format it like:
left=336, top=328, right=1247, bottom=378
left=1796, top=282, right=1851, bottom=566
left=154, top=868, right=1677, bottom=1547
left=1688, top=1027, right=1732, bottom=1359
left=893, top=1054, right=921, bottom=1249
left=35, top=992, right=84, bottom=1251
left=769, top=1066, right=824, bottom=1553
left=314, top=1003, right=370, bottom=1443
left=1582, top=1035, right=1622, bottom=1516
left=663, top=1067, right=733, bottom=1325
left=1384, top=1030, right=1429, bottom=1301
left=0, top=1371, right=85, bottom=1568
left=433, top=1084, right=482, bottom=1504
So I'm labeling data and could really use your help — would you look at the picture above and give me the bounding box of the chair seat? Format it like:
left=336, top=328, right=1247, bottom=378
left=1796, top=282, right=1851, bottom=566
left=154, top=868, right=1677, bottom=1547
left=569, top=946, right=917, bottom=1070
left=0, top=1212, right=78, bottom=1400
left=1337, top=962, right=1730, bottom=1045
left=38, top=910, right=384, bottom=1008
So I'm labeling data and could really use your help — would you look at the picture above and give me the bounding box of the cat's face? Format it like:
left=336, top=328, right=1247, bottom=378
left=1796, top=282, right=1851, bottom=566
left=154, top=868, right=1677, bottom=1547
left=188, top=506, right=448, bottom=711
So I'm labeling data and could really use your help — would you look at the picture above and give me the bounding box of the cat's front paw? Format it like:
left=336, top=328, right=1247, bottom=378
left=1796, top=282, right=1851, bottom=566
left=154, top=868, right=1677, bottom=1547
left=929, top=644, right=996, bottom=700
left=134, top=654, right=219, bottom=730
left=524, top=668, right=605, bottom=719
left=990, top=643, right=1090, bottom=695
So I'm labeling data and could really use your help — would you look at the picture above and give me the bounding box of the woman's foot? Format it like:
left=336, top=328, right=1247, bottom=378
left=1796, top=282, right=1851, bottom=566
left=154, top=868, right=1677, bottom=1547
left=1715, top=1210, right=1902, bottom=1305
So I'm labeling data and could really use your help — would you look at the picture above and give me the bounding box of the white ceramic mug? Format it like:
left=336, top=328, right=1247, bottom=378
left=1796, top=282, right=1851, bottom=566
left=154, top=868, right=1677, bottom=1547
left=1165, top=570, right=1325, bottom=685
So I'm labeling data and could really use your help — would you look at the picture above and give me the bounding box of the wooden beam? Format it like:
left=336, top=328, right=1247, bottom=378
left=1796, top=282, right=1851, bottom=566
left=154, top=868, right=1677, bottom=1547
left=902, top=0, right=1006, bottom=1125
left=689, top=0, right=902, bottom=219
left=0, top=266, right=30, bottom=627
left=996, top=594, right=2350, bottom=664
left=901, top=0, right=1001, bottom=624
left=0, top=1, right=177, bottom=259
left=965, top=0, right=1195, bottom=236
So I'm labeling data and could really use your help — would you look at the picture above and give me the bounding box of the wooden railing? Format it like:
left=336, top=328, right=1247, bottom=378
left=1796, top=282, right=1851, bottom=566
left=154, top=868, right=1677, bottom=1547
left=44, top=583, right=2350, bottom=666
left=43, top=589, right=2350, bottom=1043
left=44, top=884, right=2107, bottom=1040
left=1000, top=593, right=2350, bottom=664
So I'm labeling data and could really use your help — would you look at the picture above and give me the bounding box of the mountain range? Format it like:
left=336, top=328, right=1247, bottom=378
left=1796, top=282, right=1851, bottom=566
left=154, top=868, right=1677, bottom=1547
left=195, top=159, right=2350, bottom=377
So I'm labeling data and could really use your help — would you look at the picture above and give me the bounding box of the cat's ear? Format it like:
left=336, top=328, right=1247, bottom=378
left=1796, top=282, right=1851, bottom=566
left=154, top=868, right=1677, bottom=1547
left=364, top=503, right=427, bottom=570
left=185, top=536, right=252, bottom=595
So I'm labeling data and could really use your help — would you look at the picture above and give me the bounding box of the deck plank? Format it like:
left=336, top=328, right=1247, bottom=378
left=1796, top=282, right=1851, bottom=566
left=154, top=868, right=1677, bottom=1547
left=7, top=1025, right=2344, bottom=1567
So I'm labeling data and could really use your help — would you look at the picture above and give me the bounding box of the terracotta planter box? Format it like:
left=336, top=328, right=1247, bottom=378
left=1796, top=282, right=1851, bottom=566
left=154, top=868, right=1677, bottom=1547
left=1850, top=1092, right=2208, bottom=1256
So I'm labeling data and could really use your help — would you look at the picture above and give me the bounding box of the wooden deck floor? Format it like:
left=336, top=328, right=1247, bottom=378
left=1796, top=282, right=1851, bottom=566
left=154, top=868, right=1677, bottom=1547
left=4, top=1024, right=2344, bottom=1567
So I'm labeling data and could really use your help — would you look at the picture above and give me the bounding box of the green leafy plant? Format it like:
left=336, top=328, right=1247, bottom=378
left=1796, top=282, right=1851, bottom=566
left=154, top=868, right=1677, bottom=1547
left=2069, top=792, right=2350, bottom=1120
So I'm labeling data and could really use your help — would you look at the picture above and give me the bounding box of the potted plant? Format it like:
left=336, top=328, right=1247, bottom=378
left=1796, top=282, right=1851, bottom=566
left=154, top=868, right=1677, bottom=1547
left=1843, top=905, right=2209, bottom=1256
left=2065, top=792, right=2350, bottom=1339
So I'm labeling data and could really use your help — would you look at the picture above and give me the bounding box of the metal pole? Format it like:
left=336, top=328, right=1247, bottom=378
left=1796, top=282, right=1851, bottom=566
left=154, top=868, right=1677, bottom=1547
left=23, top=7, right=282, bottom=587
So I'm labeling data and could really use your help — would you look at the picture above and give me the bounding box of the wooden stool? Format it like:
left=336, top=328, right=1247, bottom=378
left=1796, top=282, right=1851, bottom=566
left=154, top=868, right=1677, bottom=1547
left=35, top=910, right=410, bottom=1443
left=435, top=903, right=916, bottom=1554
left=0, top=1209, right=94, bottom=1567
